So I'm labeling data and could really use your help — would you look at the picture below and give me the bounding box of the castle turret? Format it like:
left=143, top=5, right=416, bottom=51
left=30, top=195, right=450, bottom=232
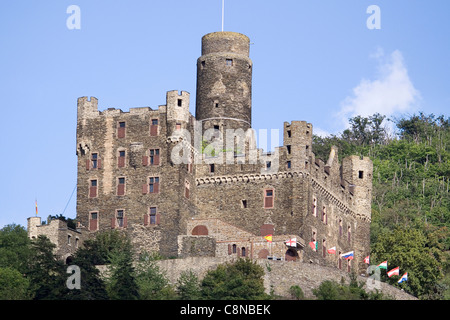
left=166, top=90, right=190, bottom=136
left=195, top=32, right=252, bottom=135
left=342, top=155, right=373, bottom=272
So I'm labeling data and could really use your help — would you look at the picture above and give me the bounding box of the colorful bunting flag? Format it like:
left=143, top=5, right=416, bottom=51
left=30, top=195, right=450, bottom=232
left=377, top=261, right=388, bottom=269
left=364, top=255, right=370, bottom=264
left=309, top=241, right=317, bottom=251
left=264, top=234, right=273, bottom=243
left=285, top=238, right=297, bottom=247
left=387, top=266, right=400, bottom=278
left=341, top=251, right=354, bottom=260
left=35, top=199, right=38, bottom=216
left=398, top=272, right=408, bottom=283
left=327, top=246, right=336, bottom=254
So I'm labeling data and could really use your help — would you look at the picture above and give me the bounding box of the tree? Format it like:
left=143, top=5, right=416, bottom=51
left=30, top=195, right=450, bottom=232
left=25, top=235, right=69, bottom=300
left=177, top=270, right=202, bottom=300
left=65, top=241, right=109, bottom=300
left=105, top=234, right=140, bottom=300
left=0, top=267, right=31, bottom=300
left=201, top=258, right=269, bottom=300
left=371, top=226, right=444, bottom=299
left=0, top=224, right=31, bottom=273
left=135, top=251, right=176, bottom=300
left=312, top=274, right=390, bottom=300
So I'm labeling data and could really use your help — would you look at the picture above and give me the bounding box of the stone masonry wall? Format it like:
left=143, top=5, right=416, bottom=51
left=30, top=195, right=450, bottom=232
left=155, top=257, right=417, bottom=300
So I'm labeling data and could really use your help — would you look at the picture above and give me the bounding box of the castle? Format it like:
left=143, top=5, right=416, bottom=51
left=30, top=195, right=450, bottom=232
left=27, top=31, right=373, bottom=274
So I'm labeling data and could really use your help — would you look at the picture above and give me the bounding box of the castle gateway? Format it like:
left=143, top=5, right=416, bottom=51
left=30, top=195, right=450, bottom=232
left=30, top=32, right=372, bottom=274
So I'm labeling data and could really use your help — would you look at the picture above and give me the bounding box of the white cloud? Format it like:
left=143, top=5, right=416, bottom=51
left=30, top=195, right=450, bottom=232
left=337, top=49, right=421, bottom=131
left=313, top=127, right=331, bottom=138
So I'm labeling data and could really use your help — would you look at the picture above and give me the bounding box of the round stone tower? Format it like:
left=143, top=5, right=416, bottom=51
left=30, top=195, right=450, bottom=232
left=195, top=32, right=253, bottom=134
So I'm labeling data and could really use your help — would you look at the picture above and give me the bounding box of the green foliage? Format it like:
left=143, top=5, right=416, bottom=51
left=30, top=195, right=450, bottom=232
left=135, top=251, right=176, bottom=300
left=25, top=235, right=69, bottom=300
left=288, top=285, right=304, bottom=300
left=0, top=224, right=31, bottom=273
left=0, top=267, right=31, bottom=300
left=312, top=274, right=391, bottom=300
left=200, top=258, right=270, bottom=300
left=371, top=226, right=444, bottom=299
left=67, top=242, right=108, bottom=300
left=176, top=270, right=202, bottom=300
left=104, top=234, right=140, bottom=300
left=313, top=111, right=450, bottom=299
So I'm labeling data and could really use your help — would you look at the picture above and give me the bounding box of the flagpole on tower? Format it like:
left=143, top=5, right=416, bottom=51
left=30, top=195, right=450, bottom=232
left=221, top=0, right=224, bottom=32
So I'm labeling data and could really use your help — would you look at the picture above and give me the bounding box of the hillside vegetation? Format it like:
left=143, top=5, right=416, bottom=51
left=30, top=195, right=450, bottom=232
left=313, top=112, right=450, bottom=299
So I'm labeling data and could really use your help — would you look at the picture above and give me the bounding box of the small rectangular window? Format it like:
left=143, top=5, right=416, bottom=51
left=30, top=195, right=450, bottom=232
left=118, top=122, right=126, bottom=138
left=226, top=59, right=233, bottom=66
left=286, top=145, right=291, bottom=154
left=118, top=150, right=126, bottom=168
left=149, top=207, right=157, bottom=225
left=150, top=119, right=159, bottom=136
left=150, top=149, right=160, bottom=166
left=264, top=189, right=274, bottom=208
left=177, top=99, right=182, bottom=107
left=287, top=161, right=291, bottom=169
left=89, top=212, right=98, bottom=231
left=92, top=153, right=98, bottom=169
left=149, top=177, right=160, bottom=193
left=117, top=177, right=125, bottom=195
left=117, top=210, right=124, bottom=228
left=89, top=180, right=98, bottom=198
left=210, top=164, right=215, bottom=173
left=287, top=130, right=291, bottom=138
left=359, top=171, right=364, bottom=179
left=241, top=200, right=248, bottom=208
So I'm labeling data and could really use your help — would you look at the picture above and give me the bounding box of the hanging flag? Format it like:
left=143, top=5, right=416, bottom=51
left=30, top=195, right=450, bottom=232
left=285, top=238, right=296, bottom=247
left=377, top=261, right=388, bottom=269
left=341, top=251, right=354, bottom=260
left=309, top=241, right=317, bottom=251
left=264, top=234, right=273, bottom=243
left=398, top=272, right=408, bottom=283
left=327, top=246, right=336, bottom=254
left=35, top=199, right=38, bottom=216
left=387, top=266, right=400, bottom=278
left=364, top=255, right=370, bottom=264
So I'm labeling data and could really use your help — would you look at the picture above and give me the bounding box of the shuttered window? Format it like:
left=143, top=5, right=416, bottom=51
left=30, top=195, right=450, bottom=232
left=264, top=189, right=274, bottom=208
left=118, top=122, right=126, bottom=138
left=150, top=149, right=160, bottom=166
left=89, top=212, right=98, bottom=231
left=89, top=180, right=97, bottom=198
left=149, top=177, right=160, bottom=194
left=150, top=119, right=158, bottom=136
left=117, top=177, right=125, bottom=196
left=118, top=150, right=126, bottom=168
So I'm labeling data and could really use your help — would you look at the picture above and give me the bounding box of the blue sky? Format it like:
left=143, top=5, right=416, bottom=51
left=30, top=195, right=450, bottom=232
left=0, top=0, right=449, bottom=228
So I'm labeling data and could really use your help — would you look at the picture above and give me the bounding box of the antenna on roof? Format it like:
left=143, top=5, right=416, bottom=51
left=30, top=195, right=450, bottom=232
left=222, top=0, right=225, bottom=31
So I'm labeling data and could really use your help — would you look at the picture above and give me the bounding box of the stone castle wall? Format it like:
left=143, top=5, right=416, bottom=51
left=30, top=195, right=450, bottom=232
left=154, top=257, right=417, bottom=300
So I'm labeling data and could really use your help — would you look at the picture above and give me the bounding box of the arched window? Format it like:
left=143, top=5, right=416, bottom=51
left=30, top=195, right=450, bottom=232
left=192, top=225, right=208, bottom=235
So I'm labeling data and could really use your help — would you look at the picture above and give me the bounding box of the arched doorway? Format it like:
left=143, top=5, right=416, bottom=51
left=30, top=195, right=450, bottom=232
left=192, top=225, right=208, bottom=235
left=285, top=249, right=298, bottom=261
